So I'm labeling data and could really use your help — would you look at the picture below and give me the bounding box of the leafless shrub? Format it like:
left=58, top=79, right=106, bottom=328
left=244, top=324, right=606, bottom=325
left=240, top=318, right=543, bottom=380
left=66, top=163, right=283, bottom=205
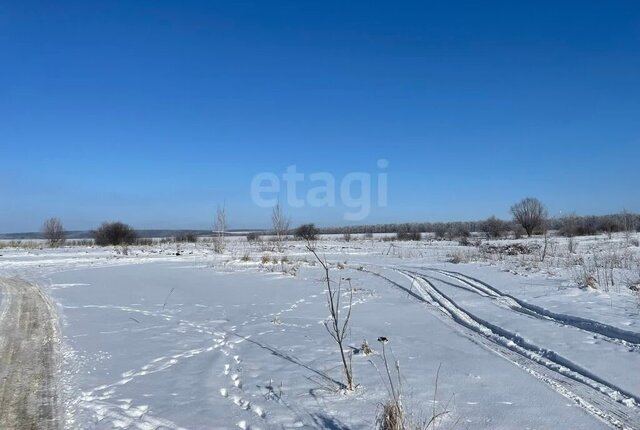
left=447, top=253, right=465, bottom=264
left=513, top=225, right=526, bottom=239
left=213, top=204, right=227, bottom=253
left=272, top=202, right=290, bottom=251
left=482, top=243, right=539, bottom=256
left=246, top=232, right=261, bottom=242
left=511, top=197, right=547, bottom=237
left=261, top=254, right=271, bottom=264
left=66, top=239, right=93, bottom=246
left=571, top=250, right=633, bottom=292
left=574, top=267, right=599, bottom=290
left=295, top=223, right=319, bottom=242
left=93, top=221, right=137, bottom=246
left=343, top=232, right=352, bottom=242
left=0, top=240, right=35, bottom=249
left=241, top=252, right=251, bottom=262
left=42, top=217, right=66, bottom=247
left=396, top=231, right=421, bottom=241
left=306, top=242, right=354, bottom=391
left=433, top=225, right=447, bottom=240
left=621, top=210, right=637, bottom=243
left=481, top=216, right=508, bottom=239
left=559, top=213, right=577, bottom=238
left=175, top=233, right=197, bottom=243
left=446, top=225, right=470, bottom=241
left=598, top=216, right=622, bottom=239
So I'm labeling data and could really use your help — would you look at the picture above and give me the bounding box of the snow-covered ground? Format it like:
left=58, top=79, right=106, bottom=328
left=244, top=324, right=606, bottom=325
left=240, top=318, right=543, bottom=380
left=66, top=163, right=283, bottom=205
left=1, top=234, right=639, bottom=429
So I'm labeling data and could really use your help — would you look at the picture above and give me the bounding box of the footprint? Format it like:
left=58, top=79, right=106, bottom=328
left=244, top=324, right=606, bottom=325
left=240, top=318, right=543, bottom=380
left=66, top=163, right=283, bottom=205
left=252, top=405, right=266, bottom=418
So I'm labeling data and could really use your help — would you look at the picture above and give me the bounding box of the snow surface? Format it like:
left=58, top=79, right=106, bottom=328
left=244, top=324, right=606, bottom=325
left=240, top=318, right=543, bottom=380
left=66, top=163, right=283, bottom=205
left=1, top=234, right=639, bottom=429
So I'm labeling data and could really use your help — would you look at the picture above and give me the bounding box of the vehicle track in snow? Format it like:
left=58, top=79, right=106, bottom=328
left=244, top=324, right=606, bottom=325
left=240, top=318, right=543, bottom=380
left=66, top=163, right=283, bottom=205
left=417, top=267, right=640, bottom=350
left=0, top=277, right=61, bottom=430
left=365, top=267, right=640, bottom=430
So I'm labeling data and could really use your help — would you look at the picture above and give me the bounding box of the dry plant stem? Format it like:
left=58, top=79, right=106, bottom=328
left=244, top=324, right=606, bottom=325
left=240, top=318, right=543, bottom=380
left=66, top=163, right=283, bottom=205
left=306, top=242, right=354, bottom=390
left=381, top=342, right=402, bottom=415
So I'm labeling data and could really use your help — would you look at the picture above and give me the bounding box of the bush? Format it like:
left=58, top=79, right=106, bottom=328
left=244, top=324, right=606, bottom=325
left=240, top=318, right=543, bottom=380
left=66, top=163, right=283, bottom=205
left=433, top=224, right=447, bottom=240
left=597, top=216, right=622, bottom=237
left=481, top=216, right=508, bottom=239
left=295, top=224, right=319, bottom=241
left=396, top=231, right=421, bottom=241
left=93, top=222, right=137, bottom=246
left=513, top=224, right=526, bottom=239
left=559, top=214, right=579, bottom=237
left=175, top=233, right=197, bottom=243
left=446, top=225, right=470, bottom=240
left=246, top=232, right=262, bottom=242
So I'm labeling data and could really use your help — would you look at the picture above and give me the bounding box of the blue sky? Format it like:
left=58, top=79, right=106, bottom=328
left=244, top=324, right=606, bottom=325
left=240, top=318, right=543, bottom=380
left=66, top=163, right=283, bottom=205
left=1, top=1, right=639, bottom=232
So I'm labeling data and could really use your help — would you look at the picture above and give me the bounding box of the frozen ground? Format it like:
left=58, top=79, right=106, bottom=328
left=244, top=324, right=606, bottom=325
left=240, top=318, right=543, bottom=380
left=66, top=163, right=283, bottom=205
left=0, top=234, right=639, bottom=429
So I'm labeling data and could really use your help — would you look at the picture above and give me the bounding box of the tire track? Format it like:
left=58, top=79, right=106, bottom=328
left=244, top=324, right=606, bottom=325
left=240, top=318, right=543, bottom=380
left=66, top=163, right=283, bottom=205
left=420, top=267, right=640, bottom=349
left=366, top=268, right=640, bottom=429
left=0, top=277, right=61, bottom=430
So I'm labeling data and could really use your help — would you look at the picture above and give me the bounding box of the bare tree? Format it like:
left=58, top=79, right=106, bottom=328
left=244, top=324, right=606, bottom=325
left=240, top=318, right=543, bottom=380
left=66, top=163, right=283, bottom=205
left=305, top=241, right=354, bottom=391
left=559, top=212, right=579, bottom=237
left=271, top=202, right=290, bottom=252
left=510, top=197, right=548, bottom=237
left=213, top=204, right=227, bottom=253
left=481, top=216, right=508, bottom=239
left=621, top=210, right=637, bottom=243
left=42, top=217, right=66, bottom=247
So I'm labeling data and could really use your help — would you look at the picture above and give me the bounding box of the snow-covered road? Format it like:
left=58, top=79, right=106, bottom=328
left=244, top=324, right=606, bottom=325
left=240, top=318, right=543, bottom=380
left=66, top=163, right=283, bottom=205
left=0, top=277, right=61, bottom=429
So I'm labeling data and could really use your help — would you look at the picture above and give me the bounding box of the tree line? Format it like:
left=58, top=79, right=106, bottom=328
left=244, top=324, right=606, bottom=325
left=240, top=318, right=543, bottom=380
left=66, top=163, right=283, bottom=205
left=39, top=198, right=639, bottom=247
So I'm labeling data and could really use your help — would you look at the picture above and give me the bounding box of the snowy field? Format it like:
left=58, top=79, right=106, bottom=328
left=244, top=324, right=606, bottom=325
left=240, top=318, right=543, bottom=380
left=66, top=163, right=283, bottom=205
left=1, top=234, right=639, bottom=429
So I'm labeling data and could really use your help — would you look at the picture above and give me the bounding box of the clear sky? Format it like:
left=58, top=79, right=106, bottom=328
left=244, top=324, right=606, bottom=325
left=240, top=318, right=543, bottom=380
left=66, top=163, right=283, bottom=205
left=1, top=1, right=639, bottom=232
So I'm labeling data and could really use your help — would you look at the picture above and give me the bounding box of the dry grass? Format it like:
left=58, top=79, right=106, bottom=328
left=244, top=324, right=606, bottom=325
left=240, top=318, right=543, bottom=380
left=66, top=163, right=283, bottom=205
left=378, top=401, right=405, bottom=430
left=374, top=340, right=453, bottom=430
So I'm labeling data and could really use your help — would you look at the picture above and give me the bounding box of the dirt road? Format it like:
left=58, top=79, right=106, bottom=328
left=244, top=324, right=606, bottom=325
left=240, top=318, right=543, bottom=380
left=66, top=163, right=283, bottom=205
left=0, top=277, right=60, bottom=429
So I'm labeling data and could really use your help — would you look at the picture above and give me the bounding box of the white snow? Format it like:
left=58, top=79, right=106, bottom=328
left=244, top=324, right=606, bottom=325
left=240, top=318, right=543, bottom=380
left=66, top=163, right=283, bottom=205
left=1, top=233, right=639, bottom=429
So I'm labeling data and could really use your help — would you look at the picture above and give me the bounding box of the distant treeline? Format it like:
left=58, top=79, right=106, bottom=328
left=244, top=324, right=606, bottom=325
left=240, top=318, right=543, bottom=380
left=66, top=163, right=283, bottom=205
left=0, top=229, right=258, bottom=240
left=316, top=212, right=640, bottom=237
left=3, top=213, right=638, bottom=241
